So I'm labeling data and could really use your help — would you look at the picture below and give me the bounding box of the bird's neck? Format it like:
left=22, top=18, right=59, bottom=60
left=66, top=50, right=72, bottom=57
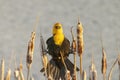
left=53, top=33, right=64, bottom=46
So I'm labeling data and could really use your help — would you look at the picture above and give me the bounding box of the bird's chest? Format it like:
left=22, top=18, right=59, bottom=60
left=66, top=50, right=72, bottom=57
left=53, top=34, right=64, bottom=46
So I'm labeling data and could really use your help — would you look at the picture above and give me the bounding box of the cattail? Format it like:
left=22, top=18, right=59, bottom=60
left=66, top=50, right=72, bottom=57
left=101, top=47, right=107, bottom=80
left=26, top=31, right=35, bottom=80
left=30, top=77, right=34, bottom=80
left=14, top=68, right=20, bottom=80
left=71, top=27, right=77, bottom=80
left=82, top=70, right=86, bottom=80
left=42, top=54, right=48, bottom=76
left=77, top=19, right=84, bottom=56
left=40, top=34, right=48, bottom=77
left=66, top=70, right=71, bottom=80
left=5, top=69, right=11, bottom=80
left=89, top=56, right=97, bottom=80
left=0, top=59, right=4, bottom=80
left=77, top=19, right=84, bottom=78
left=19, top=63, right=24, bottom=80
left=66, top=70, right=70, bottom=80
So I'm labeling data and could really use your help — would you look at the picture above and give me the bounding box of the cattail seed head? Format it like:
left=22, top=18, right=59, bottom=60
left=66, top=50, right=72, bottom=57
left=77, top=21, right=84, bottom=56
left=26, top=32, right=36, bottom=69
left=101, top=48, right=107, bottom=74
left=72, top=39, right=77, bottom=52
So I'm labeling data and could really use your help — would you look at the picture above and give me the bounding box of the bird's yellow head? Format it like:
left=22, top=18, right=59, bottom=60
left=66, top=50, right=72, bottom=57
left=52, top=22, right=64, bottom=45
left=52, top=22, right=63, bottom=35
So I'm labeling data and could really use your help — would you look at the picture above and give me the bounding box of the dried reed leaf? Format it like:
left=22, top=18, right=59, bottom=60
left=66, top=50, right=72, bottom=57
left=0, top=59, right=4, bottom=80
left=108, top=55, right=119, bottom=80
left=5, top=69, right=11, bottom=80
left=118, top=54, right=120, bottom=80
left=14, top=69, right=20, bottom=80
left=82, top=70, right=86, bottom=80
left=19, top=63, right=24, bottom=80
left=30, top=77, right=34, bottom=80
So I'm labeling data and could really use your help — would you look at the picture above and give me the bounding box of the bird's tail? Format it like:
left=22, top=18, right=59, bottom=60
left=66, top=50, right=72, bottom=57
left=40, top=58, right=79, bottom=80
left=65, top=58, right=79, bottom=76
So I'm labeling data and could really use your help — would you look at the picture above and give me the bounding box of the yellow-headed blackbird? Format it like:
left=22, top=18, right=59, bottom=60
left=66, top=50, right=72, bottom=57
left=41, top=23, right=79, bottom=80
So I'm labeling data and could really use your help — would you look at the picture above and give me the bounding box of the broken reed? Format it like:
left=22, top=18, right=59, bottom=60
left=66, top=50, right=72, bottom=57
left=26, top=32, right=35, bottom=80
left=101, top=47, right=107, bottom=80
left=0, top=59, right=4, bottom=80
left=77, top=19, right=84, bottom=79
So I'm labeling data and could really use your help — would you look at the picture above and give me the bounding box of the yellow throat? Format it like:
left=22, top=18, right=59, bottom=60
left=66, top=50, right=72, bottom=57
left=52, top=23, right=64, bottom=46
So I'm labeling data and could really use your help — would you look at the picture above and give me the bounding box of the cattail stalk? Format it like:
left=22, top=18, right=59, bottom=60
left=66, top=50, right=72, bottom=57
left=60, top=51, right=69, bottom=80
left=100, top=33, right=107, bottom=80
left=71, top=27, right=77, bottom=80
left=108, top=55, right=119, bottom=80
left=0, top=59, right=4, bottom=80
left=66, top=70, right=71, bottom=80
left=77, top=19, right=84, bottom=79
left=14, top=69, right=20, bottom=80
left=40, top=34, right=48, bottom=77
left=5, top=69, right=11, bottom=80
left=26, top=32, right=35, bottom=80
left=14, top=64, right=24, bottom=80
left=89, top=56, right=97, bottom=80
left=82, top=70, right=86, bottom=80
left=118, top=55, right=120, bottom=80
left=19, top=63, right=24, bottom=80
left=118, top=57, right=120, bottom=80
left=101, top=47, right=107, bottom=80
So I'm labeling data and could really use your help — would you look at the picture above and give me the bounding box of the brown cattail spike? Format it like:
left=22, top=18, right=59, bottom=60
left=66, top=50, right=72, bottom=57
left=77, top=20, right=84, bottom=56
left=77, top=19, right=84, bottom=79
left=101, top=47, right=107, bottom=80
left=108, top=55, right=119, bottom=80
left=26, top=31, right=36, bottom=80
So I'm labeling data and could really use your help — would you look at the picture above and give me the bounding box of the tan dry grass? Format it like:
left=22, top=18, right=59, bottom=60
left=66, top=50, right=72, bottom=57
left=0, top=59, right=4, bottom=80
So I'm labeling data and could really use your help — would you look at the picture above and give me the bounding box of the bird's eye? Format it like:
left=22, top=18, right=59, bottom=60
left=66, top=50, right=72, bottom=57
left=55, top=26, right=61, bottom=29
